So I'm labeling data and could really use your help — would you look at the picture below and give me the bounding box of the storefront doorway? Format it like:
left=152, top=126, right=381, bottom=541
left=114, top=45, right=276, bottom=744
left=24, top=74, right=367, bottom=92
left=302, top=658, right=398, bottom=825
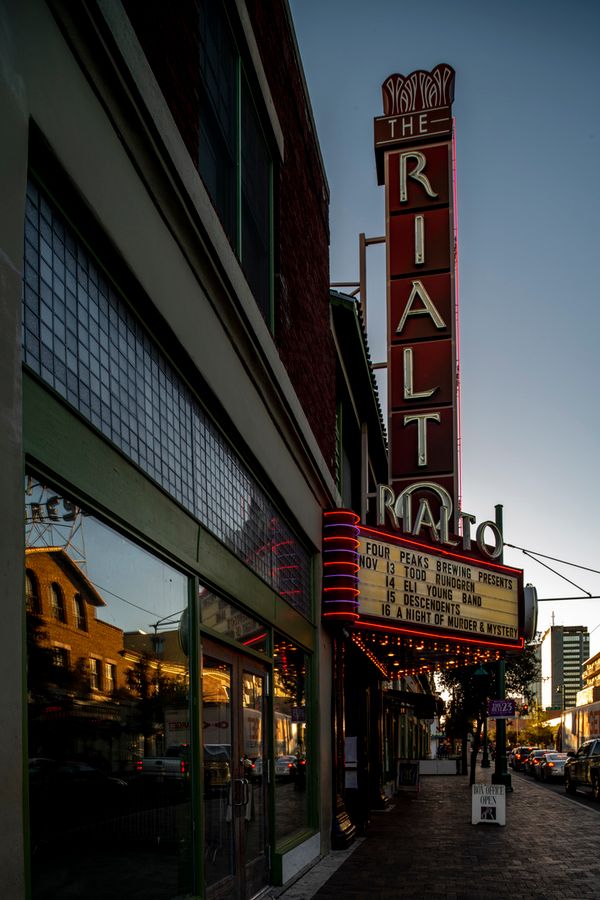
left=202, top=640, right=270, bottom=900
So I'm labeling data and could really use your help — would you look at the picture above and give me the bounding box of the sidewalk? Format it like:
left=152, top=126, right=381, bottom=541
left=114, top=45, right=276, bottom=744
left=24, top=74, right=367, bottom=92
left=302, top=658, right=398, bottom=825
left=274, top=766, right=600, bottom=900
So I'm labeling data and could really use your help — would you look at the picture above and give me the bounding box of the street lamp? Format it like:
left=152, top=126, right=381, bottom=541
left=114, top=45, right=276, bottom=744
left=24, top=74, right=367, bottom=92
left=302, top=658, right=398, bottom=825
left=474, top=665, right=491, bottom=768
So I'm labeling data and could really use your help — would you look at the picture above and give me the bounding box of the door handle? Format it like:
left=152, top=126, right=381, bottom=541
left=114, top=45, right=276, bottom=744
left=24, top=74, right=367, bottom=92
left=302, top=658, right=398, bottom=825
left=232, top=778, right=246, bottom=807
left=242, top=778, right=249, bottom=806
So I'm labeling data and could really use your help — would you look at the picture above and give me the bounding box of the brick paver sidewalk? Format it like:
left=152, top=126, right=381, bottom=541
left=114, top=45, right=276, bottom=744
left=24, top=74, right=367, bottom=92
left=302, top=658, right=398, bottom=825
left=277, top=769, right=600, bottom=900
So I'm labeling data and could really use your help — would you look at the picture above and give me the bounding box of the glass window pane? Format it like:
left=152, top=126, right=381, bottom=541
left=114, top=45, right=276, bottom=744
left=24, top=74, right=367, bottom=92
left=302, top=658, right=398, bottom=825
left=243, top=672, right=267, bottom=868
left=198, top=0, right=237, bottom=243
left=273, top=635, right=309, bottom=843
left=25, top=477, right=193, bottom=899
left=241, top=77, right=271, bottom=321
left=202, top=656, right=233, bottom=888
left=199, top=587, right=268, bottom=653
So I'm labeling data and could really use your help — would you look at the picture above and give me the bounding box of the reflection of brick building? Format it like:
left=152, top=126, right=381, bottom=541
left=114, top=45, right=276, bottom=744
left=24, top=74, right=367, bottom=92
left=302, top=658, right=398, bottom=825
left=25, top=548, right=127, bottom=696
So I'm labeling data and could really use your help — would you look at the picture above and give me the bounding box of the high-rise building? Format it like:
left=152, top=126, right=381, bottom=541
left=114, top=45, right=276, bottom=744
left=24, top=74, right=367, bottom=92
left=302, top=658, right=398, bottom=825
left=540, top=626, right=590, bottom=711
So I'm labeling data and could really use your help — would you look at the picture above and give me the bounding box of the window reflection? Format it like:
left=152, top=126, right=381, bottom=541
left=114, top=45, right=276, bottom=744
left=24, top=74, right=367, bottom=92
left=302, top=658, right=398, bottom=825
left=25, top=478, right=192, bottom=899
left=200, top=587, right=268, bottom=653
left=273, top=636, right=310, bottom=843
left=202, top=658, right=234, bottom=889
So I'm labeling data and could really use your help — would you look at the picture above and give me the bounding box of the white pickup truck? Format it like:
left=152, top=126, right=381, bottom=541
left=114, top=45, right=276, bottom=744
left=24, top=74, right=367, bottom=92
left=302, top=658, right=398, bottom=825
left=134, top=744, right=190, bottom=785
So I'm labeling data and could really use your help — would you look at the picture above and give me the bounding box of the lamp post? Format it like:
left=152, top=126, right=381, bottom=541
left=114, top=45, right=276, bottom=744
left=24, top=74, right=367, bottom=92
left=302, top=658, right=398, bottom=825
left=491, top=504, right=512, bottom=790
left=474, top=665, right=490, bottom=768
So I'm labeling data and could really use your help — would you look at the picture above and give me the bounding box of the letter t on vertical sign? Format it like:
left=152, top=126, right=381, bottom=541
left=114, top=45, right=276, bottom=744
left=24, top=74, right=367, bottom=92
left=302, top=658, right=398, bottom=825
left=374, top=64, right=460, bottom=528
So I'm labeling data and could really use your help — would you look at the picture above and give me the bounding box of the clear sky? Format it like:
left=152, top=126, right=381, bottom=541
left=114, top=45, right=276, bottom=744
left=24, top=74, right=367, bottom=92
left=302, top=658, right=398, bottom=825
left=290, top=0, right=600, bottom=657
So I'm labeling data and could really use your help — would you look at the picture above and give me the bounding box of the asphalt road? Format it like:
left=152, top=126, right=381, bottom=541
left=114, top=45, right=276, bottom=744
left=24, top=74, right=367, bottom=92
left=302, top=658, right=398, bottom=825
left=511, top=767, right=600, bottom=813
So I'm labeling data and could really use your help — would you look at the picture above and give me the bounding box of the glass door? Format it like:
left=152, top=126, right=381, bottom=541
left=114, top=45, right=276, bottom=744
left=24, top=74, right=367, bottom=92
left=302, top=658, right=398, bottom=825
left=202, top=641, right=269, bottom=900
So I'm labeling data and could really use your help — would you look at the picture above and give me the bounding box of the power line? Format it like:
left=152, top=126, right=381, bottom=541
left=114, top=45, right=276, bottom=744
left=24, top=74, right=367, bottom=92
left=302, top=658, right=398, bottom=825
left=503, top=543, right=600, bottom=576
left=503, top=542, right=600, bottom=600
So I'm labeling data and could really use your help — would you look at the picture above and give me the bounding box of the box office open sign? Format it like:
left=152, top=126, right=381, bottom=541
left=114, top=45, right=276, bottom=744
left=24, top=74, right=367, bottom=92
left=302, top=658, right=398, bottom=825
left=471, top=784, right=505, bottom=826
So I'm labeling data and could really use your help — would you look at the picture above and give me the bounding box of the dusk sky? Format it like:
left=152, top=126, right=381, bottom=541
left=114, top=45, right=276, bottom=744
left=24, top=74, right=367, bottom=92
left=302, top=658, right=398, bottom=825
left=290, top=0, right=600, bottom=656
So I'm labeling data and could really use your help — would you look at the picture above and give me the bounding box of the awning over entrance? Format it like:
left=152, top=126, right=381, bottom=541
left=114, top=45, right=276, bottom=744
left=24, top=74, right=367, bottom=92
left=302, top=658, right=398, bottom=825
left=348, top=626, right=510, bottom=680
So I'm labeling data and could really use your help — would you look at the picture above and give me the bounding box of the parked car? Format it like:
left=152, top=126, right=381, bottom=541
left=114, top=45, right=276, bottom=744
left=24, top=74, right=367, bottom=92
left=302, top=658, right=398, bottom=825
left=564, top=738, right=600, bottom=799
left=275, top=755, right=298, bottom=779
left=511, top=746, right=536, bottom=771
left=29, top=757, right=128, bottom=838
left=524, top=749, right=547, bottom=775
left=538, top=751, right=568, bottom=782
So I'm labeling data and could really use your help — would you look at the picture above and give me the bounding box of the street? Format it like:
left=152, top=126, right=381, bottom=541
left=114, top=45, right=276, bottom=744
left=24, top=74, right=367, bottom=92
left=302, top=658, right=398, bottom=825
left=511, top=768, right=600, bottom=814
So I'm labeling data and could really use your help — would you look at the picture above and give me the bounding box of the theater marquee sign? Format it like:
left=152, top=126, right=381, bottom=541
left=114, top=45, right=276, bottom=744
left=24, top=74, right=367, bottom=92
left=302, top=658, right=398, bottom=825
left=358, top=528, right=523, bottom=648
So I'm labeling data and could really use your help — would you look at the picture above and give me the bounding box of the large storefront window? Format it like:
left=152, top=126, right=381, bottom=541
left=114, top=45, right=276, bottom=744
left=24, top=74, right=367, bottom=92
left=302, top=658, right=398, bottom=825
left=25, top=478, right=193, bottom=899
left=22, top=179, right=310, bottom=617
left=273, top=635, right=310, bottom=843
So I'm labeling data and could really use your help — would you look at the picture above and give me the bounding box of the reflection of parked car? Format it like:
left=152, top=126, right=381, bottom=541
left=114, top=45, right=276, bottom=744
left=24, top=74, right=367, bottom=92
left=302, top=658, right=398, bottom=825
left=248, top=756, right=263, bottom=782
left=30, top=758, right=127, bottom=794
left=135, top=744, right=190, bottom=786
left=275, top=755, right=297, bottom=779
left=538, top=751, right=568, bottom=781
left=204, top=744, right=231, bottom=790
left=29, top=758, right=128, bottom=846
left=29, top=759, right=127, bottom=820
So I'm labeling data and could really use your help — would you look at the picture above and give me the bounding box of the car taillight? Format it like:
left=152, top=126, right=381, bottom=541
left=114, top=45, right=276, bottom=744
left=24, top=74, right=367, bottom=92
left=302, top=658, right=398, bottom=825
left=135, top=759, right=142, bottom=772
left=180, top=759, right=188, bottom=776
left=547, top=761, right=555, bottom=768
left=516, top=754, right=521, bottom=759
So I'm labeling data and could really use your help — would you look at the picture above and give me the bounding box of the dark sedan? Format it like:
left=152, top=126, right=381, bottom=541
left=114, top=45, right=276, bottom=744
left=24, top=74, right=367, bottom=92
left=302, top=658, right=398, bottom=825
left=524, top=749, right=547, bottom=776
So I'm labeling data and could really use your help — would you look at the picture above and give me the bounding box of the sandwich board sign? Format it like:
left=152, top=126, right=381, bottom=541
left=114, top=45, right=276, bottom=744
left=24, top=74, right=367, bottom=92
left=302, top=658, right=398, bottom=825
left=471, top=783, right=505, bottom=825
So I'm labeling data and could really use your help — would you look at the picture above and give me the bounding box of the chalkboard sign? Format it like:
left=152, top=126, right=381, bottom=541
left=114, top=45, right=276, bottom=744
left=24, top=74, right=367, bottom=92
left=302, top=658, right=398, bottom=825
left=397, top=762, right=420, bottom=791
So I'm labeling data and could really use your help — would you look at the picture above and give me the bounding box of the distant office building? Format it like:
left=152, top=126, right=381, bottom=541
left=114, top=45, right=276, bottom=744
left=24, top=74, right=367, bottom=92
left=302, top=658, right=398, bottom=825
left=540, top=626, right=590, bottom=710
left=530, top=638, right=543, bottom=711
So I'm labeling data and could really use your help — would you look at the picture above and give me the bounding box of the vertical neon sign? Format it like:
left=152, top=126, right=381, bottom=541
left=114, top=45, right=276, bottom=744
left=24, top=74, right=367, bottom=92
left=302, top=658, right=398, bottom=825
left=374, top=65, right=459, bottom=530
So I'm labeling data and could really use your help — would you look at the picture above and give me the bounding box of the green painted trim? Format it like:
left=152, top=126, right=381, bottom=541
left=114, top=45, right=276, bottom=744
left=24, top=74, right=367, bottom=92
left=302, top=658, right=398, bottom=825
left=271, top=829, right=319, bottom=886
left=23, top=373, right=316, bottom=653
left=189, top=576, right=204, bottom=896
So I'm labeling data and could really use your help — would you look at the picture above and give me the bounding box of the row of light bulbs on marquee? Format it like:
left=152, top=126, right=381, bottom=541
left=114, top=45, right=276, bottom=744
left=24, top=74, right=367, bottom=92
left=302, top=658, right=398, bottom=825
left=352, top=631, right=502, bottom=678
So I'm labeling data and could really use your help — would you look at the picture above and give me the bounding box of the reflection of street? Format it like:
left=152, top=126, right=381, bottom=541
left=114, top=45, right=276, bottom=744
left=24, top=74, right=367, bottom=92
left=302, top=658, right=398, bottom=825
left=31, top=787, right=192, bottom=899
left=203, top=792, right=233, bottom=885
left=275, top=778, right=308, bottom=839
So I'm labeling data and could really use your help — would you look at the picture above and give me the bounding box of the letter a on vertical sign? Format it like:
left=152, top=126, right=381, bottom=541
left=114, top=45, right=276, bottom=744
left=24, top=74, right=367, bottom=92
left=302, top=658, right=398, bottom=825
left=374, top=64, right=459, bottom=529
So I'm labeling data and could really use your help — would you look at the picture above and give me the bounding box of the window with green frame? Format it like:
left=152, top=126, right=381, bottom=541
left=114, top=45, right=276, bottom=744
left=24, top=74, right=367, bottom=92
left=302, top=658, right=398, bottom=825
left=123, top=0, right=274, bottom=326
left=198, top=0, right=273, bottom=325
